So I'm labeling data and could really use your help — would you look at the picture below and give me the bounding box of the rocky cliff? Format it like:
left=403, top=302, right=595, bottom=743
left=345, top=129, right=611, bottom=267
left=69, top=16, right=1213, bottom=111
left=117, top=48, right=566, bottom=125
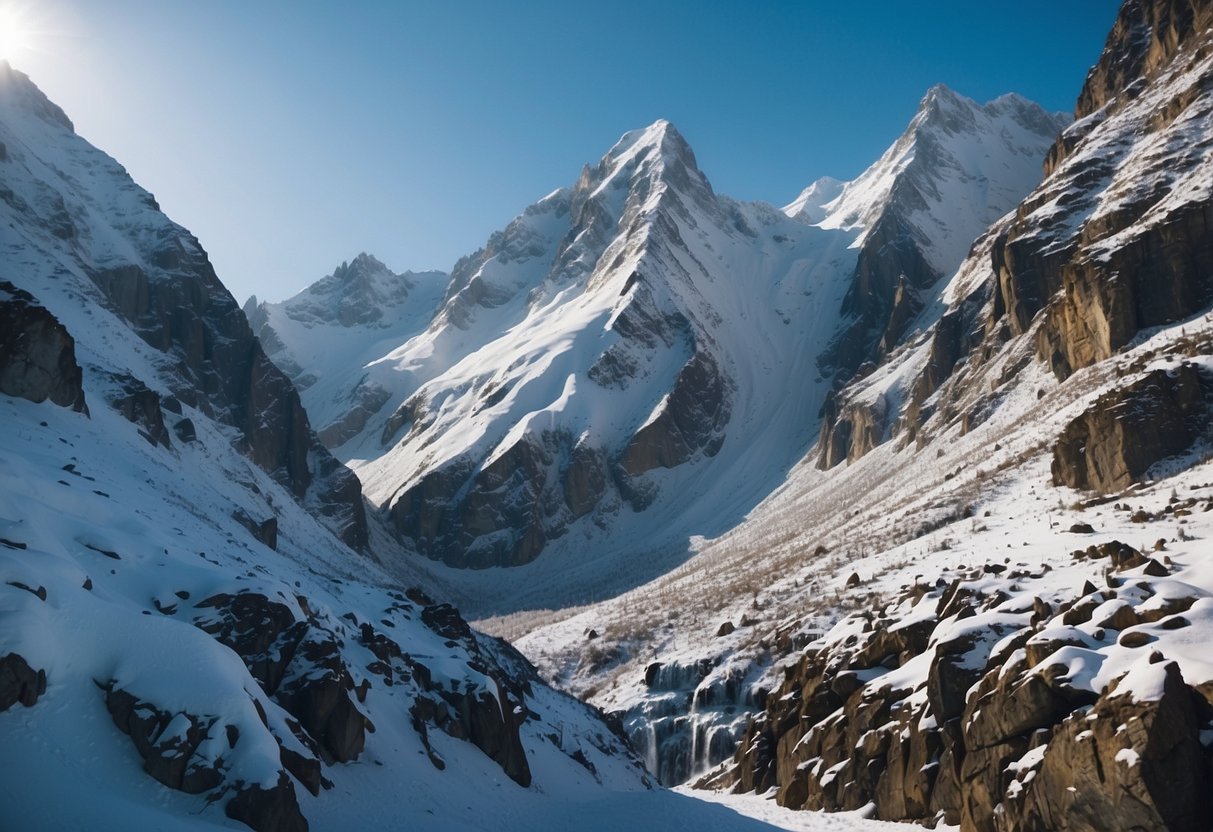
left=687, top=2, right=1213, bottom=829
left=0, top=62, right=367, bottom=550
left=814, top=0, right=1213, bottom=474
left=706, top=557, right=1213, bottom=831
left=0, top=280, right=87, bottom=414
left=992, top=0, right=1213, bottom=381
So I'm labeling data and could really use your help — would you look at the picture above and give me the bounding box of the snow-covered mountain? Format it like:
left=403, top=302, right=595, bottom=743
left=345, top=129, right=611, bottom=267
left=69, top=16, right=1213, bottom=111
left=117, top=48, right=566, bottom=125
left=252, top=92, right=1065, bottom=613
left=245, top=254, right=448, bottom=449
left=501, top=2, right=1213, bottom=830
left=0, top=62, right=673, bottom=831
left=796, top=85, right=1071, bottom=379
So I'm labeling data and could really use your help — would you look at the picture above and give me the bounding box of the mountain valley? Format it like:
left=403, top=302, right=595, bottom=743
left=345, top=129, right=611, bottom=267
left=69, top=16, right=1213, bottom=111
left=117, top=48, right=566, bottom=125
left=5, top=1, right=1213, bottom=830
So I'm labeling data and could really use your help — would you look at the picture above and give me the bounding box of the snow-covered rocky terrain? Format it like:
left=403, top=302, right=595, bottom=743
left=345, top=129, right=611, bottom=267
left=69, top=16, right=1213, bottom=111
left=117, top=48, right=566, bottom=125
left=250, top=87, right=1066, bottom=617
left=487, top=1, right=1213, bottom=830
left=7, top=0, right=1213, bottom=829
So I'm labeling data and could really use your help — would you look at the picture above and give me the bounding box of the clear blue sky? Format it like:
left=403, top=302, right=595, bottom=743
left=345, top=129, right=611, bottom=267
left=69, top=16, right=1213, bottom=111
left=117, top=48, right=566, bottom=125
left=8, top=1, right=1119, bottom=303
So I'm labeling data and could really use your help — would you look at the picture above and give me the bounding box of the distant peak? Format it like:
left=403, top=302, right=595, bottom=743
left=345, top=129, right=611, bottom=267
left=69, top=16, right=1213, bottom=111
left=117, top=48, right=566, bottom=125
left=784, top=176, right=847, bottom=222
left=916, top=83, right=977, bottom=118
left=923, top=82, right=960, bottom=100
left=346, top=252, right=387, bottom=271
left=571, top=117, right=711, bottom=208
left=910, top=84, right=1069, bottom=138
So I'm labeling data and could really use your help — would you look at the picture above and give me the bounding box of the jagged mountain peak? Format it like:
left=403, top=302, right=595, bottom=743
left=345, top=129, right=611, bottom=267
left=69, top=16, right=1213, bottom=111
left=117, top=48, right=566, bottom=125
left=579, top=118, right=713, bottom=207
left=604, top=118, right=692, bottom=167
left=337, top=250, right=390, bottom=276
left=805, top=84, right=1070, bottom=276
left=907, top=83, right=1067, bottom=150
left=273, top=253, right=446, bottom=330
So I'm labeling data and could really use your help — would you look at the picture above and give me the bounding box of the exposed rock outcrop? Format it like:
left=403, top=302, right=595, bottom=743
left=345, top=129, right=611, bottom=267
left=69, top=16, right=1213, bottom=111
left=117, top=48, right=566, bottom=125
left=192, top=589, right=535, bottom=786
left=617, top=350, right=730, bottom=479
left=108, top=373, right=172, bottom=449
left=1052, top=364, right=1211, bottom=492
left=991, top=0, right=1213, bottom=380
left=0, top=281, right=87, bottom=413
left=194, top=592, right=369, bottom=763
left=999, top=661, right=1208, bottom=831
left=224, top=773, right=310, bottom=832
left=817, top=389, right=889, bottom=469
left=103, top=681, right=310, bottom=832
left=0, top=652, right=46, bottom=711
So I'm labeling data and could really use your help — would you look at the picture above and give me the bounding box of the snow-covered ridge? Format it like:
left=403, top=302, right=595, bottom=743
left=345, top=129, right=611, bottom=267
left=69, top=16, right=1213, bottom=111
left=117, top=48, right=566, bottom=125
left=790, top=84, right=1071, bottom=276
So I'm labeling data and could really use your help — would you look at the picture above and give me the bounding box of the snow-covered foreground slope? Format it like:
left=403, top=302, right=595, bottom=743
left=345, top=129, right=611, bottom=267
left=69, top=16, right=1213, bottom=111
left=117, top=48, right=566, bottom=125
left=3, top=387, right=913, bottom=832
left=255, top=90, right=1063, bottom=619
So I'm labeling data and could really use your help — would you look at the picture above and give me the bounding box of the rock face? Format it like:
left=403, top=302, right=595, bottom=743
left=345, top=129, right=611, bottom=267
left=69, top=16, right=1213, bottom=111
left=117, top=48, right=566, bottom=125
left=0, top=281, right=87, bottom=413
left=1053, top=364, right=1211, bottom=492
left=87, top=260, right=366, bottom=549
left=991, top=0, right=1213, bottom=380
left=817, top=388, right=889, bottom=468
left=710, top=572, right=1213, bottom=832
left=0, top=62, right=366, bottom=551
left=1001, top=661, right=1208, bottom=831
left=814, top=0, right=1213, bottom=472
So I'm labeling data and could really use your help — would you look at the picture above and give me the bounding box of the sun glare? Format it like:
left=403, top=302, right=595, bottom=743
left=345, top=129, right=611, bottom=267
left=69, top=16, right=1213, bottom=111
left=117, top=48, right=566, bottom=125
left=0, top=5, right=38, bottom=65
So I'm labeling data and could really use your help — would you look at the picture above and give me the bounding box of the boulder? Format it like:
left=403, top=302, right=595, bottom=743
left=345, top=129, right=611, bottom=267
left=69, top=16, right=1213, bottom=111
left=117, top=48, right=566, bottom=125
left=0, top=653, right=46, bottom=711
left=109, top=374, right=171, bottom=449
left=224, top=772, right=309, bottom=832
left=232, top=511, right=278, bottom=551
left=172, top=418, right=196, bottom=442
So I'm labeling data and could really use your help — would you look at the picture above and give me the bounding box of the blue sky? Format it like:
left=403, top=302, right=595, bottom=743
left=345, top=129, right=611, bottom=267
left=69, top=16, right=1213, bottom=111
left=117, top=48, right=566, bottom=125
left=8, top=1, right=1119, bottom=303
